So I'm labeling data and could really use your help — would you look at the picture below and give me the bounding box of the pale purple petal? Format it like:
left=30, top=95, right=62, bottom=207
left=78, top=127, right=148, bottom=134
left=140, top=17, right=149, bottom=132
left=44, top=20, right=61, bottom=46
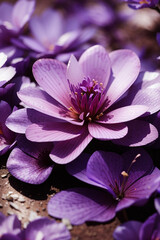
left=30, top=9, right=63, bottom=45
left=154, top=198, right=160, bottom=214
left=86, top=151, right=123, bottom=195
left=0, top=2, right=12, bottom=24
left=113, top=221, right=141, bottom=240
left=6, top=108, right=30, bottom=133
left=130, top=87, right=160, bottom=115
left=107, top=50, right=140, bottom=107
left=12, top=0, right=35, bottom=31
left=6, top=108, right=56, bottom=134
left=88, top=122, right=128, bottom=140
left=47, top=188, right=116, bottom=224
left=97, top=105, right=148, bottom=124
left=7, top=147, right=54, bottom=184
left=0, top=52, right=7, bottom=67
left=17, top=86, right=68, bottom=120
left=25, top=217, right=70, bottom=240
left=66, top=55, right=84, bottom=86
left=20, top=36, right=46, bottom=52
left=0, top=66, right=16, bottom=87
left=79, top=45, right=111, bottom=88
left=25, top=122, right=84, bottom=142
left=50, top=129, right=92, bottom=164
left=0, top=214, right=21, bottom=236
left=113, top=120, right=158, bottom=146
left=32, top=59, right=71, bottom=108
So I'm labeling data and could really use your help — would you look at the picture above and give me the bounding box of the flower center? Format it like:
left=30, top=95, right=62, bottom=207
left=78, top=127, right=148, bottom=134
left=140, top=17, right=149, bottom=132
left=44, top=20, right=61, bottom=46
left=68, top=77, right=110, bottom=122
left=110, top=154, right=141, bottom=201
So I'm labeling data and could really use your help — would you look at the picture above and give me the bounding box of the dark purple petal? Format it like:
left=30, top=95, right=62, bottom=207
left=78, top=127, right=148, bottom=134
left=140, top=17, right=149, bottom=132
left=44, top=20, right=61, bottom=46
left=139, top=213, right=160, bottom=240
left=66, top=152, right=102, bottom=188
left=121, top=148, right=154, bottom=189
left=86, top=151, right=123, bottom=195
left=113, top=221, right=141, bottom=240
left=116, top=168, right=160, bottom=212
left=48, top=188, right=116, bottom=224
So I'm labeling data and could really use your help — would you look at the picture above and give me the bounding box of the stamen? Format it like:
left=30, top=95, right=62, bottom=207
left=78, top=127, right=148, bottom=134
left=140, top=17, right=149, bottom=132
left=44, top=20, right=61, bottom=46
left=0, top=129, right=3, bottom=135
left=121, top=171, right=129, bottom=178
left=75, top=92, right=78, bottom=95
left=88, top=117, right=92, bottom=122
left=68, top=107, right=74, bottom=111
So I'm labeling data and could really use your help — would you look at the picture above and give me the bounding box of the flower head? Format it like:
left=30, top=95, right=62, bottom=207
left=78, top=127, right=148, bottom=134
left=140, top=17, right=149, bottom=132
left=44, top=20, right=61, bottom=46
left=6, top=45, right=159, bottom=164
left=47, top=149, right=160, bottom=224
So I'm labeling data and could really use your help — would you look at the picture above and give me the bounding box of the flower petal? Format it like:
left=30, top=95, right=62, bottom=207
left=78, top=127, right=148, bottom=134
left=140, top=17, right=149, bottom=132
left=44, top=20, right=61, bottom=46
left=12, top=0, right=35, bottom=30
left=47, top=188, right=116, bottom=224
left=107, top=49, right=140, bottom=106
left=67, top=55, right=84, bottom=86
left=32, top=59, right=71, bottom=108
left=25, top=218, right=70, bottom=240
left=88, top=122, right=128, bottom=140
left=86, top=151, right=123, bottom=194
left=7, top=147, right=54, bottom=184
left=66, top=153, right=103, bottom=188
left=116, top=168, right=160, bottom=212
left=0, top=52, right=7, bottom=67
left=79, top=45, right=111, bottom=87
left=113, top=120, right=158, bottom=146
left=50, top=129, right=92, bottom=164
left=113, top=221, right=142, bottom=240
left=26, top=122, right=84, bottom=142
left=98, top=105, right=148, bottom=124
left=121, top=148, right=154, bottom=190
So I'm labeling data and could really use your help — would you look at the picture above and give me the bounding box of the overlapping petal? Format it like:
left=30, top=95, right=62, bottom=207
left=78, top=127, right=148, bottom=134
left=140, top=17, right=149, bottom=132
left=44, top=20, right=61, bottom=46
left=88, top=122, right=128, bottom=140
left=47, top=188, right=116, bottom=225
left=79, top=45, right=111, bottom=88
left=107, top=49, right=140, bottom=107
left=32, top=59, right=71, bottom=108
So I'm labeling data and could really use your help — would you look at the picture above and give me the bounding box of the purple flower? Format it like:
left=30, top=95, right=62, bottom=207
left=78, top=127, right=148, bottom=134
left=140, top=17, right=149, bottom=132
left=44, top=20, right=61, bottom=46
left=23, top=217, right=71, bottom=240
left=113, top=220, right=142, bottom=240
left=122, top=0, right=159, bottom=9
left=6, top=45, right=159, bottom=164
left=0, top=213, right=22, bottom=240
left=0, top=0, right=35, bottom=34
left=0, top=101, right=16, bottom=156
left=0, top=52, right=16, bottom=87
left=7, top=136, right=54, bottom=184
left=47, top=149, right=160, bottom=224
left=0, top=213, right=71, bottom=240
left=16, top=8, right=95, bottom=59
left=113, top=213, right=160, bottom=240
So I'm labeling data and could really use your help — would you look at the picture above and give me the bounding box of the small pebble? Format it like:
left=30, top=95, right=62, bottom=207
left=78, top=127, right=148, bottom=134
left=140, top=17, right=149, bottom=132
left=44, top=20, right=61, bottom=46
left=62, top=218, right=72, bottom=230
left=1, top=174, right=7, bottom=178
left=10, top=202, right=20, bottom=211
left=0, top=203, right=3, bottom=208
